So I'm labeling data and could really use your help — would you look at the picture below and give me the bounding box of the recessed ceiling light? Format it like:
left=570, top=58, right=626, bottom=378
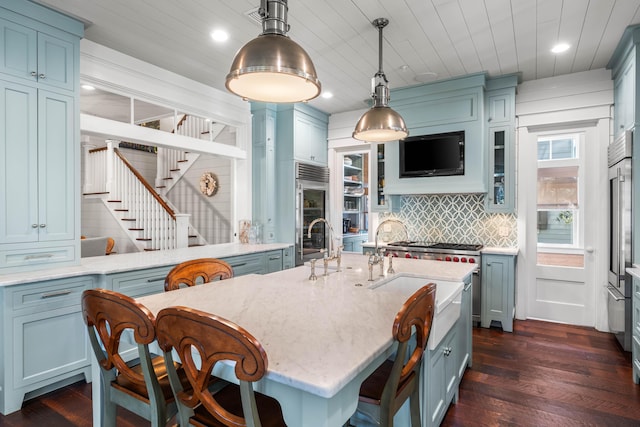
left=81, top=84, right=95, bottom=90
left=321, top=91, right=333, bottom=99
left=414, top=72, right=437, bottom=83
left=211, top=29, right=229, bottom=42
left=551, top=43, right=570, bottom=53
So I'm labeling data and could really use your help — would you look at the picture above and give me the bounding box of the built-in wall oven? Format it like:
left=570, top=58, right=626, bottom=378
left=384, top=242, right=482, bottom=323
left=295, top=162, right=330, bottom=266
left=608, top=130, right=633, bottom=351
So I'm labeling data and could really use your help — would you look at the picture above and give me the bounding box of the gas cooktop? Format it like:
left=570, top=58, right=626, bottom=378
left=387, top=241, right=483, bottom=252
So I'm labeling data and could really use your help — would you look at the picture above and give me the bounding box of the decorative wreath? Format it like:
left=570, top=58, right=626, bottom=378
left=199, top=172, right=219, bottom=197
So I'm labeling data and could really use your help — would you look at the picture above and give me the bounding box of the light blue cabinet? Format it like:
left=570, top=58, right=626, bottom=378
left=481, top=253, right=516, bottom=332
left=1, top=276, right=94, bottom=414
left=422, top=276, right=472, bottom=427
left=252, top=103, right=329, bottom=248
left=342, top=234, right=367, bottom=253
left=251, top=104, right=277, bottom=243
left=613, top=52, right=635, bottom=138
left=0, top=1, right=82, bottom=273
left=633, top=277, right=640, bottom=384
left=485, top=77, right=517, bottom=213
left=0, top=16, right=76, bottom=91
left=276, top=103, right=328, bottom=166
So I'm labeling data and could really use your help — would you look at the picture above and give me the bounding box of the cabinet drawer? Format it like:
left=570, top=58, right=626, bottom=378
left=0, top=245, right=75, bottom=270
left=9, top=276, right=92, bottom=314
left=109, top=266, right=175, bottom=298
left=264, top=250, right=283, bottom=273
left=222, top=253, right=265, bottom=276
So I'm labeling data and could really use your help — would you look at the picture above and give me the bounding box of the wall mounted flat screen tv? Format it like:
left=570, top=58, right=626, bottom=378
left=399, top=130, right=465, bottom=178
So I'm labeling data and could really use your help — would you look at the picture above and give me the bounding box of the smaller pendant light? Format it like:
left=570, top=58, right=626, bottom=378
left=226, top=0, right=321, bottom=103
left=353, top=18, right=408, bottom=143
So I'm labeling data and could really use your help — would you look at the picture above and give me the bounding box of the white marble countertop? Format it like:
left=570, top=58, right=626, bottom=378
left=137, top=253, right=475, bottom=400
left=0, top=243, right=292, bottom=287
left=481, top=246, right=519, bottom=256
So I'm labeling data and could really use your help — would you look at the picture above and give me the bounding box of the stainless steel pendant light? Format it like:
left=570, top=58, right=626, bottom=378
left=226, top=0, right=321, bottom=103
left=353, top=18, right=408, bottom=142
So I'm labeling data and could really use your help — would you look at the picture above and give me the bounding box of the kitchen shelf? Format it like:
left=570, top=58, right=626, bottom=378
left=342, top=153, right=368, bottom=246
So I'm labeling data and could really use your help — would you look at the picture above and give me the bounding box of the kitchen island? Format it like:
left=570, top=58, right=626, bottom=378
left=91, top=253, right=476, bottom=427
left=0, top=243, right=293, bottom=415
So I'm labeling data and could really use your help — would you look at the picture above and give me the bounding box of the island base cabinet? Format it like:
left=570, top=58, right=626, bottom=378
left=422, top=327, right=458, bottom=427
left=1, top=276, right=94, bottom=415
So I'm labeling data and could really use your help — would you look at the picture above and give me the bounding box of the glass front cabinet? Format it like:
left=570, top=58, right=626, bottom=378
left=342, top=153, right=368, bottom=251
left=485, top=80, right=516, bottom=213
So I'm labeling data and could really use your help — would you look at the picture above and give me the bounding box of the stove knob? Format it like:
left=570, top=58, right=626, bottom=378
left=461, top=257, right=467, bottom=263
left=413, top=255, right=419, bottom=259
left=453, top=257, right=459, bottom=262
left=445, top=256, right=452, bottom=262
left=469, top=258, right=475, bottom=264
left=436, top=257, right=443, bottom=261
left=405, top=253, right=412, bottom=258
left=393, top=252, right=399, bottom=257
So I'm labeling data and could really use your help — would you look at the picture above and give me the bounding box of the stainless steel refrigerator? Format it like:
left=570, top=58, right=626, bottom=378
left=295, top=162, right=330, bottom=266
left=608, top=130, right=633, bottom=351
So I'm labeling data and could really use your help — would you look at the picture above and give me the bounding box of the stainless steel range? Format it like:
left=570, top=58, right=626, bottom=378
left=384, top=241, right=483, bottom=323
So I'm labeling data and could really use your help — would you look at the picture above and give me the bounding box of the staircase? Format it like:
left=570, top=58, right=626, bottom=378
left=155, top=115, right=226, bottom=195
left=82, top=115, right=226, bottom=252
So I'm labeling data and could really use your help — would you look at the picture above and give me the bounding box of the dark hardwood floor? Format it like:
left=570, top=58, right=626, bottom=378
left=0, top=320, right=638, bottom=426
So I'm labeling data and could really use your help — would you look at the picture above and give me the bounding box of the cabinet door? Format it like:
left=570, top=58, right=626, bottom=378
left=486, top=126, right=514, bottom=212
left=0, top=18, right=74, bottom=91
left=0, top=80, right=38, bottom=244
left=481, top=254, right=514, bottom=331
left=294, top=113, right=327, bottom=165
left=13, top=306, right=89, bottom=388
left=37, top=89, right=75, bottom=242
left=37, top=32, right=75, bottom=91
left=8, top=276, right=92, bottom=390
left=614, top=57, right=635, bottom=138
left=0, top=17, right=38, bottom=83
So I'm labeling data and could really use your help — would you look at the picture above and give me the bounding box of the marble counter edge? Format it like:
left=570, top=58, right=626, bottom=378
left=0, top=243, right=293, bottom=287
left=481, top=247, right=519, bottom=256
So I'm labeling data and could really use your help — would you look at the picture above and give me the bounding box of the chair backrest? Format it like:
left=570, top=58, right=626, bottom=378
left=81, top=288, right=156, bottom=388
left=385, top=283, right=437, bottom=402
left=164, top=258, right=233, bottom=292
left=155, top=306, right=268, bottom=426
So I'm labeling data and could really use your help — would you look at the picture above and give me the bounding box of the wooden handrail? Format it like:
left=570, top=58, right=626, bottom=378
left=114, top=148, right=176, bottom=219
left=172, top=114, right=188, bottom=134
left=89, top=146, right=108, bottom=154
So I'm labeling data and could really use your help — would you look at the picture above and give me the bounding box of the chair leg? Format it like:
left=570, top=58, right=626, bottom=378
left=409, top=389, right=421, bottom=427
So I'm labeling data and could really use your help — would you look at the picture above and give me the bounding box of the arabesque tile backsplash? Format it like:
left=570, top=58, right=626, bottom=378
left=380, top=194, right=517, bottom=247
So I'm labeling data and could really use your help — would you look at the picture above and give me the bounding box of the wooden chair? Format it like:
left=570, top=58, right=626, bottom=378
left=155, top=306, right=287, bottom=427
left=81, top=288, right=191, bottom=427
left=164, top=258, right=233, bottom=292
left=351, top=283, right=437, bottom=427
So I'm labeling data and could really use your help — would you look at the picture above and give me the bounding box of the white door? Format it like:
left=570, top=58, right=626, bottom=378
left=519, top=127, right=602, bottom=326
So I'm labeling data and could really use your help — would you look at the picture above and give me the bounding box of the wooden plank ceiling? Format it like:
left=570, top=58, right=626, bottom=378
left=35, top=0, right=640, bottom=115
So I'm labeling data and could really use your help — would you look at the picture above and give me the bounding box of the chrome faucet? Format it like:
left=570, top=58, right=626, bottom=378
left=371, top=218, right=408, bottom=276
left=308, top=217, right=342, bottom=275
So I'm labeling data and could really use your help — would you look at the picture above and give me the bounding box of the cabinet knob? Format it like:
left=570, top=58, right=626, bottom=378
left=39, top=74, right=46, bottom=79
left=39, top=224, right=46, bottom=228
left=32, top=224, right=38, bottom=228
left=30, top=71, right=37, bottom=77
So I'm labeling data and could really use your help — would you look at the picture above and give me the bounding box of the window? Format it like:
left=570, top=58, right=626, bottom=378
left=536, top=133, right=584, bottom=267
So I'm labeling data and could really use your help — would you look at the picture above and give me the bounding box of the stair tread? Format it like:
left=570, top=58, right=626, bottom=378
left=170, top=169, right=180, bottom=172
left=121, top=218, right=136, bottom=222
left=136, top=238, right=152, bottom=241
left=177, top=159, right=188, bottom=163
left=107, top=200, right=121, bottom=203
left=162, top=177, right=174, bottom=180
left=114, top=209, right=128, bottom=212
left=129, top=228, right=144, bottom=231
left=82, top=192, right=109, bottom=196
